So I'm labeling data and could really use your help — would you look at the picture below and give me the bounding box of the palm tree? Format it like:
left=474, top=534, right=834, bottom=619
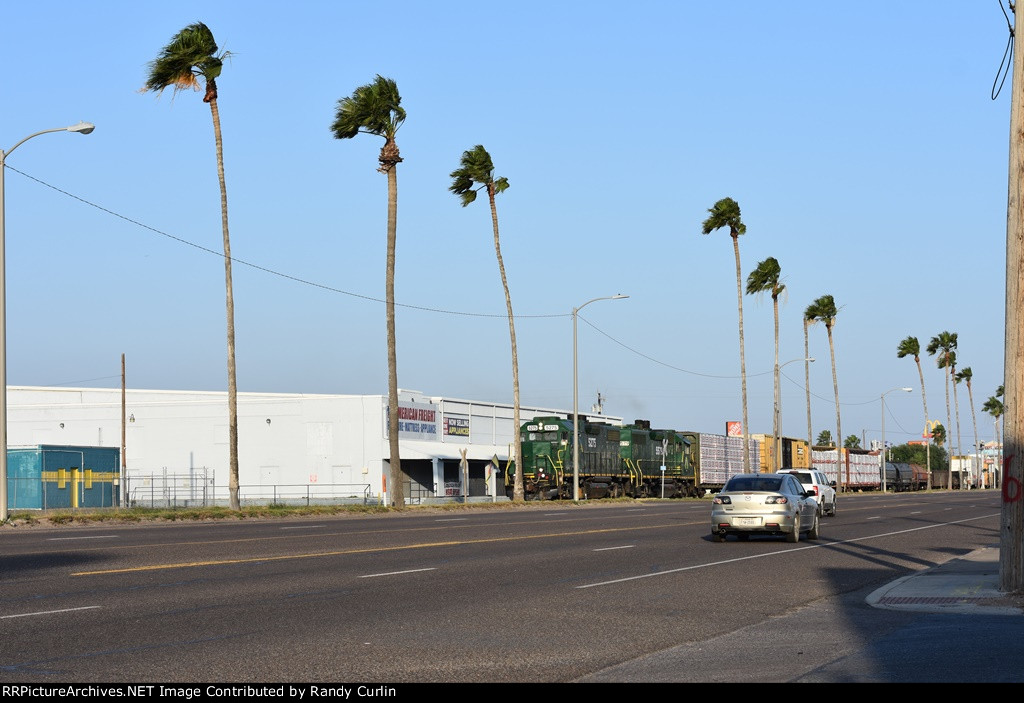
left=746, top=257, right=784, bottom=470
left=450, top=145, right=522, bottom=501
left=805, top=295, right=843, bottom=490
left=897, top=336, right=932, bottom=490
left=702, top=198, right=751, bottom=472
left=844, top=435, right=861, bottom=449
left=332, top=76, right=406, bottom=507
left=956, top=366, right=980, bottom=488
left=927, top=331, right=957, bottom=491
left=144, top=23, right=240, bottom=510
left=816, top=429, right=834, bottom=447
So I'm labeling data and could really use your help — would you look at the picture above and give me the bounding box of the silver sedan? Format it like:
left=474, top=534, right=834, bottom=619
left=710, top=473, right=819, bottom=543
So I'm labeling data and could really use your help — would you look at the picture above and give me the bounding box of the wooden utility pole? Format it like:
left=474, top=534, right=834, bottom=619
left=121, top=353, right=126, bottom=509
left=1002, top=3, right=1024, bottom=592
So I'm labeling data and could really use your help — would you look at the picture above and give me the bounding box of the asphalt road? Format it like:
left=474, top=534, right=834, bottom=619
left=0, top=490, right=1014, bottom=683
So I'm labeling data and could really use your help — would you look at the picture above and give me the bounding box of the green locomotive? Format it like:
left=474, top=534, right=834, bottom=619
left=509, top=416, right=702, bottom=499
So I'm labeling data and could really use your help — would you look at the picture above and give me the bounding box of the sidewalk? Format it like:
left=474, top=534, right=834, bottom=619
left=867, top=545, right=1024, bottom=616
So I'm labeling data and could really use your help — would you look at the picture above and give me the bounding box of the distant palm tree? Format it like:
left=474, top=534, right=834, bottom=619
left=144, top=22, right=240, bottom=510
left=702, top=198, right=751, bottom=472
left=816, top=429, right=834, bottom=447
left=956, top=366, right=980, bottom=488
left=806, top=295, right=843, bottom=490
left=897, top=336, right=932, bottom=490
left=932, top=423, right=947, bottom=448
left=844, top=435, right=861, bottom=449
left=449, top=145, right=522, bottom=501
left=332, top=76, right=406, bottom=507
left=746, top=257, right=784, bottom=470
left=927, top=331, right=957, bottom=491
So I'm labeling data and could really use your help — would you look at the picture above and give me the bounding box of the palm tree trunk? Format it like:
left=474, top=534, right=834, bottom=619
left=952, top=366, right=964, bottom=487
left=489, top=187, right=523, bottom=501
left=914, top=357, right=932, bottom=491
left=805, top=320, right=812, bottom=451
left=943, top=356, right=953, bottom=489
left=732, top=235, right=750, bottom=472
left=827, top=325, right=843, bottom=490
left=208, top=96, right=239, bottom=512
left=386, top=158, right=403, bottom=507
left=967, top=381, right=979, bottom=488
left=772, top=294, right=779, bottom=471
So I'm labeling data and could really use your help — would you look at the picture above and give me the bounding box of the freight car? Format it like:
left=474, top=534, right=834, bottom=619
left=508, top=416, right=758, bottom=500
left=811, top=449, right=928, bottom=492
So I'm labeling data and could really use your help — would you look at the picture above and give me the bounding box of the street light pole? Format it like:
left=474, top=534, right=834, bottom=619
left=0, top=122, right=94, bottom=522
left=572, top=294, right=627, bottom=501
left=880, top=386, right=913, bottom=493
left=775, top=357, right=813, bottom=471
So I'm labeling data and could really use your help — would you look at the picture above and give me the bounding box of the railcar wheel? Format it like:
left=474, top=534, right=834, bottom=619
left=786, top=515, right=800, bottom=543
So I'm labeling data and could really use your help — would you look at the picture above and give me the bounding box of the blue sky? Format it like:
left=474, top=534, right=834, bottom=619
left=0, top=1, right=1011, bottom=449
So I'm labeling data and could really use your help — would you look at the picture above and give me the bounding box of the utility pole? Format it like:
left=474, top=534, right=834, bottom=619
left=121, top=353, right=126, bottom=509
left=1002, top=2, right=1024, bottom=592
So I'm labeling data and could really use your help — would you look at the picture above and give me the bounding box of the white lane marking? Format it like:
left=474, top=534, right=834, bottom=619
left=910, top=511, right=922, bottom=515
left=435, top=518, right=468, bottom=522
left=594, top=545, right=635, bottom=552
left=867, top=516, right=882, bottom=520
left=577, top=512, right=1000, bottom=589
left=359, top=568, right=436, bottom=579
left=544, top=512, right=569, bottom=516
left=281, top=525, right=326, bottom=530
left=46, top=536, right=118, bottom=541
left=626, top=509, right=646, bottom=512
left=1, top=606, right=102, bottom=619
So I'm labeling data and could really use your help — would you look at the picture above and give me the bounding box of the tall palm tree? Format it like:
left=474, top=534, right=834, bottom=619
left=144, top=23, right=240, bottom=510
left=927, top=331, right=957, bottom=490
left=449, top=145, right=522, bottom=501
left=332, top=76, right=406, bottom=507
left=897, top=336, right=932, bottom=490
left=746, top=257, right=784, bottom=470
left=816, top=429, right=833, bottom=447
left=805, top=295, right=843, bottom=490
left=956, top=366, right=980, bottom=488
left=702, top=198, right=751, bottom=472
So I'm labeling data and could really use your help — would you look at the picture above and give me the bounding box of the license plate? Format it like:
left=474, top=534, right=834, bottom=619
left=734, top=517, right=761, bottom=526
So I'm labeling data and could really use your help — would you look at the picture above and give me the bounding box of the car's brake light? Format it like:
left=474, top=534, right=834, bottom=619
left=764, top=496, right=788, bottom=504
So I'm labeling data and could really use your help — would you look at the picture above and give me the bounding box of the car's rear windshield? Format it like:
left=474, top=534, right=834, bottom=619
left=787, top=472, right=813, bottom=482
left=725, top=476, right=783, bottom=492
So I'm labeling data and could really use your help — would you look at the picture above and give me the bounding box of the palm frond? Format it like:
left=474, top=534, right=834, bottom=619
left=144, top=22, right=224, bottom=94
left=331, top=75, right=405, bottom=141
left=896, top=335, right=920, bottom=359
left=701, top=197, right=745, bottom=236
left=745, top=256, right=781, bottom=296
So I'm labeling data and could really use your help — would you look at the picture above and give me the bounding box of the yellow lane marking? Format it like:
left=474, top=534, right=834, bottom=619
left=71, top=522, right=685, bottom=576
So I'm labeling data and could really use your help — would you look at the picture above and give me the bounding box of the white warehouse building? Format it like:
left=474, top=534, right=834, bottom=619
left=7, top=386, right=622, bottom=506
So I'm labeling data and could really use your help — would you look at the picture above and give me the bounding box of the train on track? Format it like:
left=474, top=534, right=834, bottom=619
left=505, top=416, right=928, bottom=500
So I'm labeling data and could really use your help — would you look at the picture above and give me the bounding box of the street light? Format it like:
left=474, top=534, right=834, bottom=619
left=774, top=357, right=814, bottom=471
left=0, top=122, right=94, bottom=522
left=880, top=386, right=913, bottom=493
left=572, top=293, right=628, bottom=501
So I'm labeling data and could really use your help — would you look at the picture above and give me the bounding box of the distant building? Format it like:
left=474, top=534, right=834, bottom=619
left=7, top=386, right=621, bottom=506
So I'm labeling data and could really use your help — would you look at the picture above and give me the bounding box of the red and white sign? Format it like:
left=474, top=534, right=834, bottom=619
left=726, top=421, right=742, bottom=437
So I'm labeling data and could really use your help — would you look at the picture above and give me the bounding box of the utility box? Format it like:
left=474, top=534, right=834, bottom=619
left=7, top=445, right=120, bottom=510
